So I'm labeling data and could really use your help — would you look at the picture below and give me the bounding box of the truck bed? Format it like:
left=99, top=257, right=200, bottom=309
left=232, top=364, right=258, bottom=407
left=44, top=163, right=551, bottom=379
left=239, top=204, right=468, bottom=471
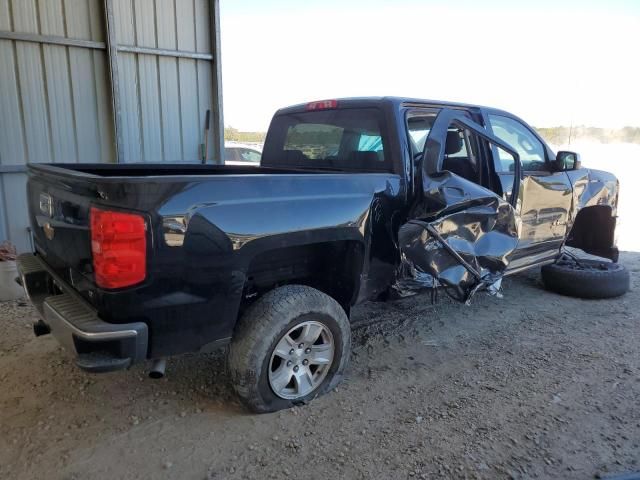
left=25, top=161, right=402, bottom=358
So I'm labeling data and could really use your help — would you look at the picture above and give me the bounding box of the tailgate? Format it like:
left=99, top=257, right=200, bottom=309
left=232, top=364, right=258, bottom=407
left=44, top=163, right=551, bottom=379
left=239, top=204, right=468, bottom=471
left=27, top=166, right=105, bottom=297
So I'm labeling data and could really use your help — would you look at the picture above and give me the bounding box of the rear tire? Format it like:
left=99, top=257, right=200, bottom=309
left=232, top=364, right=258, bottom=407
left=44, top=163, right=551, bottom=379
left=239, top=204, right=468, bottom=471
left=541, top=256, right=630, bottom=299
left=228, top=285, right=351, bottom=413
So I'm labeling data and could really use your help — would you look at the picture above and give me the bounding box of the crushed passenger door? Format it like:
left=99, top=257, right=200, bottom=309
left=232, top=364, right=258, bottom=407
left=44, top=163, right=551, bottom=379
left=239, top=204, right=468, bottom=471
left=395, top=109, right=522, bottom=303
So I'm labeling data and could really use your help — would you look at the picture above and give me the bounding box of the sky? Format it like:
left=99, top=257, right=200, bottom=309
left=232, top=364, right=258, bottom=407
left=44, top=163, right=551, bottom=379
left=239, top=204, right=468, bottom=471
left=219, top=0, right=640, bottom=132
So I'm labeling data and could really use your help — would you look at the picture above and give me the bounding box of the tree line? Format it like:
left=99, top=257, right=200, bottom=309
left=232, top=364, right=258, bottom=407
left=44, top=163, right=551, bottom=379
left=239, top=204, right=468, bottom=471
left=534, top=126, right=640, bottom=145
left=224, top=126, right=266, bottom=143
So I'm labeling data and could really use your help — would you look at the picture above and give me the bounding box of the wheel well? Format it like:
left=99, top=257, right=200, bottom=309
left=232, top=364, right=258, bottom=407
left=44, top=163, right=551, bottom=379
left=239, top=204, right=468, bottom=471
left=566, top=205, right=617, bottom=260
left=242, top=241, right=364, bottom=314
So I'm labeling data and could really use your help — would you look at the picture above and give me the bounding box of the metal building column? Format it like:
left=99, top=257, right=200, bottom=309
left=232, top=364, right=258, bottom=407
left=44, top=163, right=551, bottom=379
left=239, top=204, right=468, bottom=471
left=103, top=0, right=124, bottom=163
left=210, top=0, right=224, bottom=165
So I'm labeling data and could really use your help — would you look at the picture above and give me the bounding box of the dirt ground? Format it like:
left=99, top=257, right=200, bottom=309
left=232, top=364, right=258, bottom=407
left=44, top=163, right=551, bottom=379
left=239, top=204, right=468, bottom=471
left=0, top=252, right=638, bottom=480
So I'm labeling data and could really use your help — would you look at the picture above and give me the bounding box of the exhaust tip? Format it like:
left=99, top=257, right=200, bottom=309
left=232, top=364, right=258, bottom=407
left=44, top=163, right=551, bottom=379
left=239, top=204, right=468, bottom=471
left=33, top=320, right=51, bottom=337
left=149, top=358, right=166, bottom=379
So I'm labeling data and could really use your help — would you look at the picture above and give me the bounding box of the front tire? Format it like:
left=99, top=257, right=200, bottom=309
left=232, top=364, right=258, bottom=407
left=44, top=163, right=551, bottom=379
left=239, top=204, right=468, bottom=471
left=228, top=285, right=351, bottom=413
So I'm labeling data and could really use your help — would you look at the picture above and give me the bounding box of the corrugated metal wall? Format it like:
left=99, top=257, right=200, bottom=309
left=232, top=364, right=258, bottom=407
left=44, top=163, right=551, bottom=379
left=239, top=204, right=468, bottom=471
left=110, top=0, right=218, bottom=163
left=0, top=0, right=223, bottom=252
left=0, top=0, right=115, bottom=252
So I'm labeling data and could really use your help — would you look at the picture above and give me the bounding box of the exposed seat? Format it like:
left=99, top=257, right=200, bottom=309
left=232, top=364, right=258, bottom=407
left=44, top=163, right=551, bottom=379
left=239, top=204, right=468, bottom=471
left=442, top=131, right=476, bottom=181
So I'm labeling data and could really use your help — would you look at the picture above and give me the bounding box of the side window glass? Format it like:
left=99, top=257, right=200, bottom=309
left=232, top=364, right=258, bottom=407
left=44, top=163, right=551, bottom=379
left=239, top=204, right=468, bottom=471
left=494, top=146, right=517, bottom=173
left=489, top=114, right=546, bottom=172
left=407, top=113, right=437, bottom=156
left=493, top=144, right=516, bottom=173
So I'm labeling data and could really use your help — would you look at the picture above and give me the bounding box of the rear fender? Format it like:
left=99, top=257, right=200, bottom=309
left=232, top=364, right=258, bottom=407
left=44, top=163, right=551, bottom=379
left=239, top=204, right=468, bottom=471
left=243, top=238, right=365, bottom=311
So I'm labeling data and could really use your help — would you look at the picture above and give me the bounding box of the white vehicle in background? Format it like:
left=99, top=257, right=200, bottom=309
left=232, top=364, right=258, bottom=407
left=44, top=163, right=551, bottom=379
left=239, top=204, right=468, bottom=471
left=224, top=142, right=262, bottom=166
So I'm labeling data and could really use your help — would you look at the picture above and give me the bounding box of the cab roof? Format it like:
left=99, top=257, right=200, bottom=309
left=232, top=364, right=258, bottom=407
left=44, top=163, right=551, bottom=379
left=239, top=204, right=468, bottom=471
left=275, top=96, right=494, bottom=114
left=273, top=96, right=520, bottom=128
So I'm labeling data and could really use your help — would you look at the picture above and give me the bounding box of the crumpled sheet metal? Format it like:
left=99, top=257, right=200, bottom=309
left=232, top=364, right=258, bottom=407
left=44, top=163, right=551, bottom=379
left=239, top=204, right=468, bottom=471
left=568, top=167, right=619, bottom=222
left=394, top=172, right=519, bottom=303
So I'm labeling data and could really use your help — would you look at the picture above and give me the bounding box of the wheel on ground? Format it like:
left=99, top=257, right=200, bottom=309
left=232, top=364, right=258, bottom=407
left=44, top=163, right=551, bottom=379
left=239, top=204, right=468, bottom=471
left=228, top=285, right=351, bottom=413
left=541, top=255, right=630, bottom=299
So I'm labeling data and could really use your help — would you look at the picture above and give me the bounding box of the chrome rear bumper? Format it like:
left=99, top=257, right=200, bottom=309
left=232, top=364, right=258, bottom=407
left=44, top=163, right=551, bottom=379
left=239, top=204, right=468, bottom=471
left=16, top=253, right=148, bottom=372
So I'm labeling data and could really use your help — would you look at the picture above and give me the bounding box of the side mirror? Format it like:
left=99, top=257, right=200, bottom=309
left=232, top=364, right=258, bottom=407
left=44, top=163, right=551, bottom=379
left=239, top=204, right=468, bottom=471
left=554, top=151, right=581, bottom=171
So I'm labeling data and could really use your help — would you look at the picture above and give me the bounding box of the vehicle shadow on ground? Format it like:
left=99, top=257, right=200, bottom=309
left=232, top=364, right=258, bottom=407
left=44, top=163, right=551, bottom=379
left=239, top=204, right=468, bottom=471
left=2, top=251, right=637, bottom=419
left=118, top=249, right=640, bottom=412
left=159, top=261, right=544, bottom=408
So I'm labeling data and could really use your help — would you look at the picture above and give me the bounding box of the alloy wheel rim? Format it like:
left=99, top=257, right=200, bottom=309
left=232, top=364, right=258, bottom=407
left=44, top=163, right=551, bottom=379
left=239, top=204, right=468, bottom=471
left=268, top=320, right=335, bottom=400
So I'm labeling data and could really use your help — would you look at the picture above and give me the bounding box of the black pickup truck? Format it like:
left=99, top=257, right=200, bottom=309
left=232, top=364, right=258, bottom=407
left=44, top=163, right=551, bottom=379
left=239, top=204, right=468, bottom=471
left=18, top=97, right=628, bottom=412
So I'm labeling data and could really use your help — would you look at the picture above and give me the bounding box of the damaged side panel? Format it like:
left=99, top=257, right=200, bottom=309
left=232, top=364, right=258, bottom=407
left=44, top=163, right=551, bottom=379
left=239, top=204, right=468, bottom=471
left=395, top=173, right=519, bottom=302
left=394, top=110, right=521, bottom=303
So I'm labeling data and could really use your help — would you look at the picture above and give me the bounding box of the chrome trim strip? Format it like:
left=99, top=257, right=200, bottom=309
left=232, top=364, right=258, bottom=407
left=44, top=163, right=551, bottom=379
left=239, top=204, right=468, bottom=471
left=504, top=257, right=557, bottom=276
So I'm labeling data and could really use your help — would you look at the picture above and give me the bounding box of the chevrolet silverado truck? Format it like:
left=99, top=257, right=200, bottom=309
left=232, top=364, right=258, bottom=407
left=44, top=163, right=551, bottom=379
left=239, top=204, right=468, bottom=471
left=17, top=97, right=629, bottom=412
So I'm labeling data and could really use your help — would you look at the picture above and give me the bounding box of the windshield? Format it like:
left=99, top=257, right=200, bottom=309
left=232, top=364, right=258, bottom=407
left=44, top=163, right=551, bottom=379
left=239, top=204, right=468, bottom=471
left=261, top=108, right=390, bottom=171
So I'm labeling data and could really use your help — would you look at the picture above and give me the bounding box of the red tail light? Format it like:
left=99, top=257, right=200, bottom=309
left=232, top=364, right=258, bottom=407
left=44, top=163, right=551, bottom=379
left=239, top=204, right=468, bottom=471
left=90, top=207, right=147, bottom=289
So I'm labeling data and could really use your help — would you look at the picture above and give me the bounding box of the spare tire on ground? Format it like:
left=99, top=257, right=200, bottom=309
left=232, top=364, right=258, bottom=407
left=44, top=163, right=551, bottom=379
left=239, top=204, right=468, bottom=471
left=541, top=255, right=630, bottom=299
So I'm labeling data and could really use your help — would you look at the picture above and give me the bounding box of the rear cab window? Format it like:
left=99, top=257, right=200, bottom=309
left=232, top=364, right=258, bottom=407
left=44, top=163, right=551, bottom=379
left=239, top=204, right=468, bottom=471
left=261, top=108, right=391, bottom=172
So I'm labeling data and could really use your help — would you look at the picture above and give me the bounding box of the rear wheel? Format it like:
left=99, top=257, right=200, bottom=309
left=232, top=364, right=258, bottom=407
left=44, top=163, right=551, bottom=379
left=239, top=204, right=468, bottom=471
left=228, top=285, right=350, bottom=413
left=541, top=255, right=630, bottom=299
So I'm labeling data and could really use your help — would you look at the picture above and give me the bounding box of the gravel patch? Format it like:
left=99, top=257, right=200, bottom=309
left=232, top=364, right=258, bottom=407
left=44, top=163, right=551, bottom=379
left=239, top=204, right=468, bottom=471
left=0, top=253, right=638, bottom=479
